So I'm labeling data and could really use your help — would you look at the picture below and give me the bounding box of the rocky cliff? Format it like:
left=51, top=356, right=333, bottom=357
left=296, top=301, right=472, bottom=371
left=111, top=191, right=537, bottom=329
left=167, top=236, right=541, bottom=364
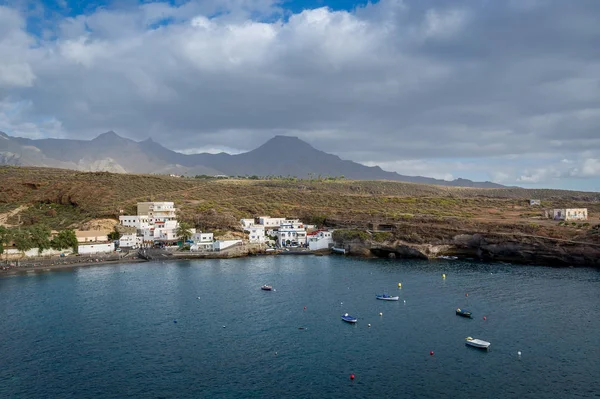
left=336, top=233, right=600, bottom=267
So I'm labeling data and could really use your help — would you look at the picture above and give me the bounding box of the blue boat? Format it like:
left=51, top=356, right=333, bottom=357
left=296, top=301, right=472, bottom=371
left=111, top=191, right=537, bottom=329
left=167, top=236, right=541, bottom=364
left=456, top=308, right=473, bottom=318
left=376, top=294, right=399, bottom=301
left=341, top=313, right=358, bottom=323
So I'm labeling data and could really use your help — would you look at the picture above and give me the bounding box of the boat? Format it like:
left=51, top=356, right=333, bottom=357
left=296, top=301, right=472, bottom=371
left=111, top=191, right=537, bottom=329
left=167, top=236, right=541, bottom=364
left=261, top=285, right=273, bottom=291
left=376, top=294, right=400, bottom=301
left=456, top=308, right=473, bottom=318
left=438, top=255, right=458, bottom=260
left=465, top=337, right=491, bottom=349
left=341, top=313, right=357, bottom=323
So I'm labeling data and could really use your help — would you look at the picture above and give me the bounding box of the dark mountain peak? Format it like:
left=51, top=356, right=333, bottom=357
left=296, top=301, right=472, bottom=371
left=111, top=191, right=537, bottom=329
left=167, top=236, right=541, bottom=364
left=257, top=135, right=316, bottom=151
left=92, top=131, right=126, bottom=142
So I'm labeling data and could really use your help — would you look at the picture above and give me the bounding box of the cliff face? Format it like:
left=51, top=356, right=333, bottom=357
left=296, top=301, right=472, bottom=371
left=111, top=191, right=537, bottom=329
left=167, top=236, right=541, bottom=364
left=336, top=234, right=600, bottom=267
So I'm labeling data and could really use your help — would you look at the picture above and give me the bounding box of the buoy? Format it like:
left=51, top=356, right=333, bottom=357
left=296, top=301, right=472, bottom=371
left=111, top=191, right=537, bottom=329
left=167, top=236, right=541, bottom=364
left=368, top=324, right=371, bottom=327
left=350, top=374, right=355, bottom=380
left=197, top=297, right=201, bottom=299
left=518, top=351, right=522, bottom=356
left=403, top=300, right=406, bottom=303
left=398, top=282, right=402, bottom=288
left=275, top=351, right=278, bottom=355
left=304, top=306, right=306, bottom=310
left=379, top=312, right=383, bottom=316
left=430, top=351, right=434, bottom=356
left=222, top=325, right=226, bottom=328
left=483, top=316, right=487, bottom=320
left=173, top=320, right=177, bottom=324
left=465, top=293, right=469, bottom=297
left=442, top=274, right=446, bottom=279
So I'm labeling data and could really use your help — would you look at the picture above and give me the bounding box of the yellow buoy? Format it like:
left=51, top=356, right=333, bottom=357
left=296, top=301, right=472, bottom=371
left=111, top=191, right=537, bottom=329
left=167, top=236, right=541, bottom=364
left=398, top=282, right=402, bottom=288
left=379, top=312, right=383, bottom=316
left=442, top=274, right=446, bottom=279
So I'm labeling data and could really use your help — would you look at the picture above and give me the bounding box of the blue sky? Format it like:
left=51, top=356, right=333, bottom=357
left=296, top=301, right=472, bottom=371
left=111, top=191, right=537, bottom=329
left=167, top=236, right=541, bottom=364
left=1, top=0, right=600, bottom=191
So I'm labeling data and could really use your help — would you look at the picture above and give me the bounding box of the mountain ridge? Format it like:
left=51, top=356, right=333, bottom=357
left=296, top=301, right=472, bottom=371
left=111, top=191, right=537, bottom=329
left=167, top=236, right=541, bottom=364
left=0, top=131, right=505, bottom=188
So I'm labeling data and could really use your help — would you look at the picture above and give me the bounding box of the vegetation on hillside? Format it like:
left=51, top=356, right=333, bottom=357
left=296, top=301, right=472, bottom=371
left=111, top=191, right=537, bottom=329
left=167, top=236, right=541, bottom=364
left=1, top=166, right=599, bottom=244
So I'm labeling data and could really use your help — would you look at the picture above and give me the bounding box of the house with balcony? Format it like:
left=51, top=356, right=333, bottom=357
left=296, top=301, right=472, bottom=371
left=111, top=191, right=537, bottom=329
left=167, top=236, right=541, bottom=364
left=277, top=223, right=307, bottom=247
left=190, top=232, right=214, bottom=251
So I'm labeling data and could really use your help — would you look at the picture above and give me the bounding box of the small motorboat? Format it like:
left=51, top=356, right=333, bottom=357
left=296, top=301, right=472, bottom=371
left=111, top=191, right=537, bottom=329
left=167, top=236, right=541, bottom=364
left=465, top=337, right=490, bottom=349
left=376, top=294, right=400, bottom=301
left=438, top=255, right=458, bottom=260
left=456, top=308, right=473, bottom=318
left=261, top=285, right=273, bottom=291
left=341, top=313, right=358, bottom=323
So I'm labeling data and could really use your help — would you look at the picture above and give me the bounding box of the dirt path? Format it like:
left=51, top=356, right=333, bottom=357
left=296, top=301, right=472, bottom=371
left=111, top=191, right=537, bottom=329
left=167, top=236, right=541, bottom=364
left=0, top=205, right=28, bottom=227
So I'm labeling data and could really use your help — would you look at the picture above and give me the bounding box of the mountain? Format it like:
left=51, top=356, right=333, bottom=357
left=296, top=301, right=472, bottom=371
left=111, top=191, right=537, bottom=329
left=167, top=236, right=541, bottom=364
left=0, top=131, right=504, bottom=188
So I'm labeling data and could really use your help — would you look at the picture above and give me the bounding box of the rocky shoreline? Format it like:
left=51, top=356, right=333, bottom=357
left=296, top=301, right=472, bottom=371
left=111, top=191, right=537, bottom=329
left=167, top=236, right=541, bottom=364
left=2, top=233, right=598, bottom=277
left=335, top=233, right=600, bottom=267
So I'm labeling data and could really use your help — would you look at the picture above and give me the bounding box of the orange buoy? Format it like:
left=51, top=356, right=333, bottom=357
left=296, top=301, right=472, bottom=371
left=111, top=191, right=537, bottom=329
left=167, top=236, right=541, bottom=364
left=430, top=351, right=434, bottom=356
left=483, top=316, right=487, bottom=320
left=465, top=293, right=469, bottom=297
left=350, top=374, right=355, bottom=380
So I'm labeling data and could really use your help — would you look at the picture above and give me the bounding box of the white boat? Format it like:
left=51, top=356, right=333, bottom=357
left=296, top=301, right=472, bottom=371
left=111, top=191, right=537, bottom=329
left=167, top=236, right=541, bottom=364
left=376, top=294, right=399, bottom=301
left=465, top=337, right=490, bottom=349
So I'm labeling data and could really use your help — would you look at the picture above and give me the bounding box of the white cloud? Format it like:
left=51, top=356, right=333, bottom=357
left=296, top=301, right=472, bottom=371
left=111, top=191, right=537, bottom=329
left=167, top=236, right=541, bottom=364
left=0, top=0, right=599, bottom=189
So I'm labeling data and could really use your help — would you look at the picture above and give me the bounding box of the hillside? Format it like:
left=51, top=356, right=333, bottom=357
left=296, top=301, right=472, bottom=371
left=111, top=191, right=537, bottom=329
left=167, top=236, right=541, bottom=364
left=1, top=166, right=598, bottom=247
left=1, top=131, right=502, bottom=187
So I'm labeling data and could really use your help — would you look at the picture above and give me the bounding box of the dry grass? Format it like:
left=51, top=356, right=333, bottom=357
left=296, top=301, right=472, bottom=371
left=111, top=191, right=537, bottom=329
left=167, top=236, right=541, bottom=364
left=0, top=166, right=598, bottom=242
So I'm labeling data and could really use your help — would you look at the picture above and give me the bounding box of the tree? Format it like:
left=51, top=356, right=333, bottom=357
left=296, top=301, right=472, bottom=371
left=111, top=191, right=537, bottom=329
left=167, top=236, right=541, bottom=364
left=12, top=229, right=33, bottom=254
left=107, top=228, right=121, bottom=241
left=176, top=222, right=193, bottom=244
left=51, top=229, right=78, bottom=253
left=0, top=226, right=10, bottom=255
left=29, top=224, right=51, bottom=255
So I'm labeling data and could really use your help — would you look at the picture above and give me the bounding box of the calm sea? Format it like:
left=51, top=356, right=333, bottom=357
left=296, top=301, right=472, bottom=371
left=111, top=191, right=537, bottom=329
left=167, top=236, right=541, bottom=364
left=1, top=256, right=599, bottom=398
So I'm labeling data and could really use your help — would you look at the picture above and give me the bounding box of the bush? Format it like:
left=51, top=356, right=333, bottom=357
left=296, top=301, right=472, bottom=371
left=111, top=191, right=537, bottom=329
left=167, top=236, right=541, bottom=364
left=332, top=229, right=370, bottom=242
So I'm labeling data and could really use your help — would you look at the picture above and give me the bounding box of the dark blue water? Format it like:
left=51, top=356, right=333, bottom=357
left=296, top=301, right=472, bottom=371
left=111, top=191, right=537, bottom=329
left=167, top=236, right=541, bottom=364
left=1, top=256, right=599, bottom=398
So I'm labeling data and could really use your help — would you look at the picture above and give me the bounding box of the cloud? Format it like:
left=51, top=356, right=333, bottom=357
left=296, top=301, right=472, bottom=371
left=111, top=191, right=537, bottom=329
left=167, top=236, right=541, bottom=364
left=0, top=0, right=600, bottom=189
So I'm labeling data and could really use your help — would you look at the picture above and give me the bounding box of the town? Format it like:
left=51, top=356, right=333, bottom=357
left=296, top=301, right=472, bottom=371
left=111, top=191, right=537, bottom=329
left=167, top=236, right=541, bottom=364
left=0, top=199, right=590, bottom=265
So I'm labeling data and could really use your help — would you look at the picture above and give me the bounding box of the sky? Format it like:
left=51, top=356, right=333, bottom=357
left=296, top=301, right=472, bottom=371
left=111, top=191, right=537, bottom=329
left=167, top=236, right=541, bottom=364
left=1, top=0, right=600, bottom=191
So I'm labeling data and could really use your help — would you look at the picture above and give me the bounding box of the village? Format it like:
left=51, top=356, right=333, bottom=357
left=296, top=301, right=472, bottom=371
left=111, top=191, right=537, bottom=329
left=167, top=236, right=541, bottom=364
left=0, top=198, right=591, bottom=266
left=0, top=201, right=339, bottom=266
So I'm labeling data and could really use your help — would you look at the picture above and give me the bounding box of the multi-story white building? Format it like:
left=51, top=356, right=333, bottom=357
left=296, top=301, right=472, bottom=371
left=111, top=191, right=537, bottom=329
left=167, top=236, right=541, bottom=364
left=307, top=230, right=334, bottom=251
left=277, top=223, right=307, bottom=247
left=119, top=202, right=190, bottom=245
left=245, top=225, right=267, bottom=243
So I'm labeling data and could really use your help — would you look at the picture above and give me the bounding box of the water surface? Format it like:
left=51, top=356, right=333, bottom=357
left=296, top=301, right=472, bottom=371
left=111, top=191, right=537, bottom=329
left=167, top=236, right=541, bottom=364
left=1, top=256, right=599, bottom=398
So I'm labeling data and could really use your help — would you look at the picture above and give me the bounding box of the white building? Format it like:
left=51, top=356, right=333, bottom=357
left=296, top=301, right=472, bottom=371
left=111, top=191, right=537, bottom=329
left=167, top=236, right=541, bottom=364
left=307, top=230, right=334, bottom=251
left=240, top=219, right=255, bottom=228
left=190, top=232, right=214, bottom=251
left=277, top=223, right=307, bottom=247
left=78, top=242, right=115, bottom=255
left=257, top=216, right=287, bottom=228
left=214, top=240, right=243, bottom=251
left=245, top=225, right=267, bottom=243
left=119, top=233, right=141, bottom=248
left=553, top=208, right=588, bottom=221
left=119, top=202, right=185, bottom=245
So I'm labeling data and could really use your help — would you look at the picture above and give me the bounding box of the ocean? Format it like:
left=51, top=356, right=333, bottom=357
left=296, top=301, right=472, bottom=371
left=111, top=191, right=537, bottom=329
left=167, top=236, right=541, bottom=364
left=1, top=256, right=599, bottom=398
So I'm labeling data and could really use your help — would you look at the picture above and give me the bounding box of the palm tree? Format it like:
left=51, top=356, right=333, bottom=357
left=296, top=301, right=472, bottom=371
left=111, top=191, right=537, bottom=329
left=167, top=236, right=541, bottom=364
left=176, top=222, right=193, bottom=244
